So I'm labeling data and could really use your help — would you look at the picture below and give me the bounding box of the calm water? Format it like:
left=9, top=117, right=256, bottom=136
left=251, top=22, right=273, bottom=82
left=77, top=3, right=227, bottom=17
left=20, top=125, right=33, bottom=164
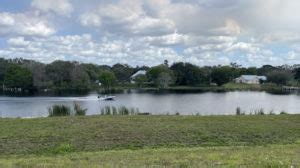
left=0, top=91, right=300, bottom=118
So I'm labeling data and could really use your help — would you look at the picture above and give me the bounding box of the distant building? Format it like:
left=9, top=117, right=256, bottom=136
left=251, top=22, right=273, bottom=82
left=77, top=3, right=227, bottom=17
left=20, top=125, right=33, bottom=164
left=130, top=70, right=147, bottom=84
left=95, top=80, right=102, bottom=86
left=234, top=75, right=267, bottom=84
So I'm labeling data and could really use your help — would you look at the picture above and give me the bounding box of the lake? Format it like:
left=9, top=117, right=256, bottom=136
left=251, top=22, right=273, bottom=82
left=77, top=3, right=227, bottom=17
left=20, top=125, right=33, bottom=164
left=0, top=90, right=300, bottom=118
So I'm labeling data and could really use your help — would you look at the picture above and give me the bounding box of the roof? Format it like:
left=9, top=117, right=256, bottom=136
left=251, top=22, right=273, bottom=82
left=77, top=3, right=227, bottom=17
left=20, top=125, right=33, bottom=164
left=131, top=70, right=147, bottom=78
left=240, top=75, right=267, bottom=81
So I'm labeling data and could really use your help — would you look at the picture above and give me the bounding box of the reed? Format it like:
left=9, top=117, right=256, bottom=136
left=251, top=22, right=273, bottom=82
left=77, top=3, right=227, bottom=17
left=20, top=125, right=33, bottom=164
left=74, top=102, right=87, bottom=116
left=99, top=106, right=144, bottom=115
left=48, top=105, right=71, bottom=117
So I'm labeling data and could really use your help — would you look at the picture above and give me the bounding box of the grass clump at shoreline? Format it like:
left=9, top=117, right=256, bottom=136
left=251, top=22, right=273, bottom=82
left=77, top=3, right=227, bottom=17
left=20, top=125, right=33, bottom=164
left=73, top=102, right=87, bottom=116
left=100, top=106, right=149, bottom=116
left=235, top=106, right=290, bottom=115
left=48, top=102, right=87, bottom=117
left=48, top=105, right=71, bottom=117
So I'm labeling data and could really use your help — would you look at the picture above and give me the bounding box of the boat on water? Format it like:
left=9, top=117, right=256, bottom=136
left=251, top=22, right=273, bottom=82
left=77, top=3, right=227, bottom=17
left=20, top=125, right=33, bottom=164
left=98, top=95, right=116, bottom=101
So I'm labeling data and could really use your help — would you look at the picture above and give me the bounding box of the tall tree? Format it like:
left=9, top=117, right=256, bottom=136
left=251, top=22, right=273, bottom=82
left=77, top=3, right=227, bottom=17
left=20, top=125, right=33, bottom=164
left=83, top=63, right=102, bottom=82
left=23, top=61, right=48, bottom=88
left=157, top=72, right=173, bottom=88
left=134, top=74, right=148, bottom=87
left=171, top=62, right=207, bottom=86
left=112, top=64, right=134, bottom=82
left=147, top=65, right=174, bottom=87
left=4, top=65, right=33, bottom=89
left=45, top=61, right=75, bottom=89
left=267, top=71, right=292, bottom=85
left=99, top=71, right=117, bottom=91
left=211, top=66, right=237, bottom=86
left=0, top=58, right=10, bottom=84
left=294, top=68, right=300, bottom=81
left=71, top=65, right=90, bottom=89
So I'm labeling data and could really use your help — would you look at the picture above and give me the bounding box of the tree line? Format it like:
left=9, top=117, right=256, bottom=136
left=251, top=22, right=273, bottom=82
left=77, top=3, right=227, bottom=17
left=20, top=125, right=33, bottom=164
left=1, top=58, right=300, bottom=92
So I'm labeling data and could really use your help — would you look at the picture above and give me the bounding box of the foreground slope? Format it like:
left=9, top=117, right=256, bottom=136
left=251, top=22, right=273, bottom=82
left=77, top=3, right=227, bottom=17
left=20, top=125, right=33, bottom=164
left=0, top=115, right=299, bottom=167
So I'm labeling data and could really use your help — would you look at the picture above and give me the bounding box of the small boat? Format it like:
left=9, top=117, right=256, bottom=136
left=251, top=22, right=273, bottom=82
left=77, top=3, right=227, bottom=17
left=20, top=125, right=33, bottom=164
left=98, top=95, right=116, bottom=101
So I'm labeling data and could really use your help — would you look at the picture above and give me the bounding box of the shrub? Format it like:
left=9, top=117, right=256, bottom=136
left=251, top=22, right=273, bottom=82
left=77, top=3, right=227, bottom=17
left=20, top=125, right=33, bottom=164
left=73, top=102, right=87, bottom=116
left=236, top=107, right=241, bottom=115
left=269, top=110, right=275, bottom=115
left=255, top=108, right=265, bottom=115
left=48, top=105, right=71, bottom=117
left=280, top=111, right=288, bottom=115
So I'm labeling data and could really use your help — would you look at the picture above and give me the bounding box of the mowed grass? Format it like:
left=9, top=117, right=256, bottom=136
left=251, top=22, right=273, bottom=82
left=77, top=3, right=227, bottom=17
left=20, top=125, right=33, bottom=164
left=1, top=145, right=299, bottom=167
left=0, top=115, right=299, bottom=155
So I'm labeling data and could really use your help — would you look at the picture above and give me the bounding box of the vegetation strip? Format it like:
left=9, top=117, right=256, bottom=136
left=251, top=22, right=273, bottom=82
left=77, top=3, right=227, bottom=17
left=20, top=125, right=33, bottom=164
left=1, top=58, right=299, bottom=94
left=0, top=115, right=299, bottom=155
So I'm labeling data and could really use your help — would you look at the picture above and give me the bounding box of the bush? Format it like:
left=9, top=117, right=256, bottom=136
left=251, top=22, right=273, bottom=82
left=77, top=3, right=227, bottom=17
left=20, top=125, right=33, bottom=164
left=267, top=71, right=293, bottom=85
left=48, top=105, right=71, bottom=117
left=236, top=107, right=246, bottom=115
left=255, top=108, right=265, bottom=115
left=73, top=102, right=87, bottom=116
left=236, top=107, right=241, bottom=115
left=280, top=111, right=288, bottom=115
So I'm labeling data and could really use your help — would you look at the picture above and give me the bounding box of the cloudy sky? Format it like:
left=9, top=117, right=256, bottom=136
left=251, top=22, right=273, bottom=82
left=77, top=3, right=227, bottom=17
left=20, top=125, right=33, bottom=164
left=0, top=0, right=300, bottom=67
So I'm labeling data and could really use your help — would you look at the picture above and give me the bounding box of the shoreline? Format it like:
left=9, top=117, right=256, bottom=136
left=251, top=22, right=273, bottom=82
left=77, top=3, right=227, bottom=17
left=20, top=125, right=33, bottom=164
left=0, top=83, right=290, bottom=96
left=0, top=112, right=297, bottom=119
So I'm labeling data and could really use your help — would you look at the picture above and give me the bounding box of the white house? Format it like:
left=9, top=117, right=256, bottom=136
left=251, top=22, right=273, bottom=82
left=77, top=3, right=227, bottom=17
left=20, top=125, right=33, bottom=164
left=130, top=70, right=147, bottom=84
left=234, top=75, right=267, bottom=84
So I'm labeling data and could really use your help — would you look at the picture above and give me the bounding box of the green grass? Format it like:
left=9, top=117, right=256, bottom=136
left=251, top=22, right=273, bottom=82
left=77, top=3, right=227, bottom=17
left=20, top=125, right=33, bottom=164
left=0, top=145, right=299, bottom=167
left=223, top=83, right=262, bottom=90
left=0, top=115, right=299, bottom=155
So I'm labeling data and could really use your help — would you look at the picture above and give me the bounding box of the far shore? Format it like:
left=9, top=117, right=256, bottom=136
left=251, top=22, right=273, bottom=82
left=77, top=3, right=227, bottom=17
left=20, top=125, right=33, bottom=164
left=0, top=83, right=290, bottom=96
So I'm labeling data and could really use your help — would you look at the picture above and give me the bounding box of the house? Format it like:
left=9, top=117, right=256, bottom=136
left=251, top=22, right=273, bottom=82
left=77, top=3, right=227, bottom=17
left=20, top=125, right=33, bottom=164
left=130, top=70, right=147, bottom=84
left=234, top=75, right=267, bottom=84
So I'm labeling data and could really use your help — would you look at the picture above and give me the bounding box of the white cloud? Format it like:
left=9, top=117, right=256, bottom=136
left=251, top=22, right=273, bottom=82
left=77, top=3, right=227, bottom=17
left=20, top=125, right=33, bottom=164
left=0, top=12, right=55, bottom=37
left=79, top=13, right=101, bottom=27
left=31, top=0, right=73, bottom=16
left=2, top=0, right=300, bottom=66
left=0, top=13, right=15, bottom=26
left=79, top=0, right=176, bottom=36
left=7, top=37, right=30, bottom=47
left=0, top=34, right=182, bottom=66
left=142, top=32, right=186, bottom=46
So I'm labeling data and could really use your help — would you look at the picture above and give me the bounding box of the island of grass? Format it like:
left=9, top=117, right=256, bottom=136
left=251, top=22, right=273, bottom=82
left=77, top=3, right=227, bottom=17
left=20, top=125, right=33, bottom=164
left=0, top=115, right=299, bottom=167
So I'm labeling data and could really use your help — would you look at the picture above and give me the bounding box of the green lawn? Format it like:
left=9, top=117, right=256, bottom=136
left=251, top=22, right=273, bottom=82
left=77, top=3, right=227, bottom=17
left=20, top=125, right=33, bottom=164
left=223, top=82, right=262, bottom=90
left=1, top=145, right=299, bottom=168
left=0, top=115, right=299, bottom=167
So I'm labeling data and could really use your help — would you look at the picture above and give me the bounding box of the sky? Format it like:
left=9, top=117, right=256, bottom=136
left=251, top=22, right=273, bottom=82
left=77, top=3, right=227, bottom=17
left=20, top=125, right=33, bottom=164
left=0, top=0, right=300, bottom=67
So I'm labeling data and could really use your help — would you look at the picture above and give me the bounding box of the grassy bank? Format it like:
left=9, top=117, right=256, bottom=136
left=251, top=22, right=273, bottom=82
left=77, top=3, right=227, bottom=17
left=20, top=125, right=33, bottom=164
left=1, top=145, right=299, bottom=167
left=124, top=83, right=283, bottom=93
left=0, top=115, right=299, bottom=155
